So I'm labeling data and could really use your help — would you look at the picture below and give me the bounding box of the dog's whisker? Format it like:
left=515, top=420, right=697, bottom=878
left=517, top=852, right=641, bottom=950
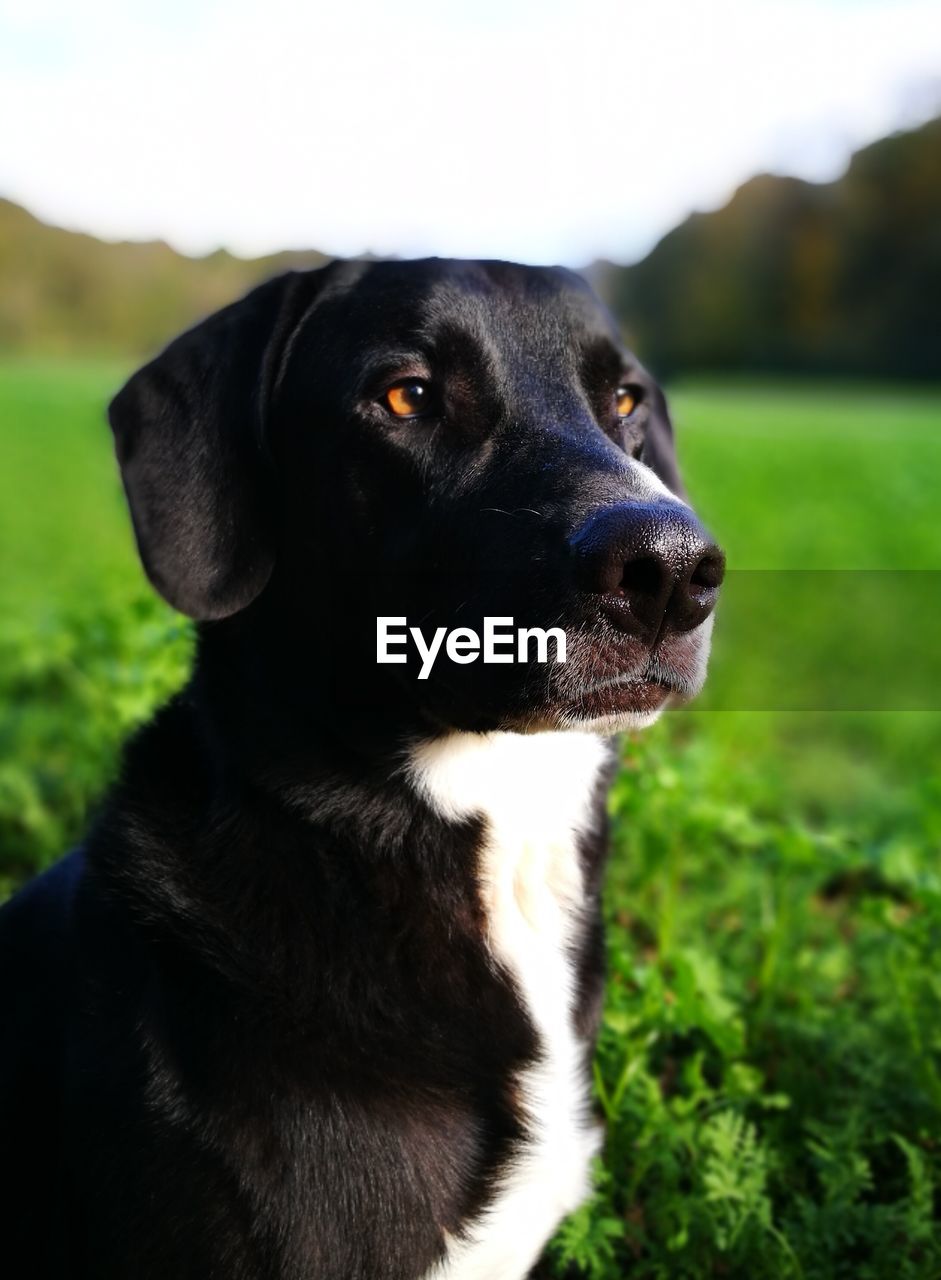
left=480, top=507, right=547, bottom=519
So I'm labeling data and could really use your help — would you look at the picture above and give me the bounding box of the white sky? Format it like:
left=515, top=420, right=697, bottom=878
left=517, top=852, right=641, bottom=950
left=1, top=0, right=939, bottom=265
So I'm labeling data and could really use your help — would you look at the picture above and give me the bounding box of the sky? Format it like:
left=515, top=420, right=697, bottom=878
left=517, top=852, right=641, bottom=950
left=0, top=0, right=939, bottom=266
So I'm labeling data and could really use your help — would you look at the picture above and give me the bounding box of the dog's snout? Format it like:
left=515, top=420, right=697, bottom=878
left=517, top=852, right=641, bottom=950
left=569, top=502, right=725, bottom=639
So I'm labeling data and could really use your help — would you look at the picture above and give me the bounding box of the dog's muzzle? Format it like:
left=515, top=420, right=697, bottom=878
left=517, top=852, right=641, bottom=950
left=569, top=501, right=725, bottom=642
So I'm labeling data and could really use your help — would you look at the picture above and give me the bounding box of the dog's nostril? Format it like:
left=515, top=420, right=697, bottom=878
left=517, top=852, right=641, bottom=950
left=620, top=556, right=665, bottom=600
left=569, top=501, right=724, bottom=639
left=689, top=551, right=725, bottom=592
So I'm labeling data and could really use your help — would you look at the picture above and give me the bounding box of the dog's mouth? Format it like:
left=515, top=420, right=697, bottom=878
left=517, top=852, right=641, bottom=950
left=399, top=599, right=716, bottom=735
left=543, top=618, right=716, bottom=729
left=564, top=673, right=677, bottom=720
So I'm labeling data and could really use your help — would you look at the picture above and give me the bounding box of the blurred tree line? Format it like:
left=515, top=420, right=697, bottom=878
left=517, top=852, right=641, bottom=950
left=0, top=201, right=327, bottom=357
left=600, top=115, right=941, bottom=379
left=0, top=115, right=938, bottom=375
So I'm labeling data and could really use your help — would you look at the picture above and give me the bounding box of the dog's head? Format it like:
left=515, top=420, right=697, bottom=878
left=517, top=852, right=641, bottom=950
left=110, top=259, right=723, bottom=735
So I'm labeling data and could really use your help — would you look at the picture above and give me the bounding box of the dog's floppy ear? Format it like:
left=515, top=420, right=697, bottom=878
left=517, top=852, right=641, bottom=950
left=640, top=381, right=686, bottom=500
left=109, top=270, right=322, bottom=620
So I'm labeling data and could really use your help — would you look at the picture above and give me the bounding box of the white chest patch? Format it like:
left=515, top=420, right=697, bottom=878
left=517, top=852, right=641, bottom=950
left=409, top=730, right=609, bottom=1280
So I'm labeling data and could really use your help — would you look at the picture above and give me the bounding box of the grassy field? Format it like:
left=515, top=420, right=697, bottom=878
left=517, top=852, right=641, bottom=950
left=1, top=363, right=940, bottom=1277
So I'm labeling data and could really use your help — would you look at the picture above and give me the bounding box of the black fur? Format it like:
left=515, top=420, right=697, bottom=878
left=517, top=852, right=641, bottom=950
left=0, top=259, right=720, bottom=1278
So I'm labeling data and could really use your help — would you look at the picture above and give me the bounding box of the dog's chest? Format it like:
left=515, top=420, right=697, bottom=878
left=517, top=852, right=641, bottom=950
left=410, top=731, right=608, bottom=1280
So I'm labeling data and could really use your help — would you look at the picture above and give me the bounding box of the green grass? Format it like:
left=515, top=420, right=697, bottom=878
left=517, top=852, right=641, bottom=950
left=0, top=360, right=191, bottom=886
left=673, top=382, right=941, bottom=570
left=2, top=364, right=940, bottom=1276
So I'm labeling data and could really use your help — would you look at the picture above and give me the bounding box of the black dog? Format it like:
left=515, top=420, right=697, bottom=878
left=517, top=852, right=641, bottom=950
left=0, top=259, right=723, bottom=1279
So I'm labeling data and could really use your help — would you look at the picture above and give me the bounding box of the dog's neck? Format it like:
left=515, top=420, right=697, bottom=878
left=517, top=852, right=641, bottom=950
left=187, top=573, right=570, bottom=789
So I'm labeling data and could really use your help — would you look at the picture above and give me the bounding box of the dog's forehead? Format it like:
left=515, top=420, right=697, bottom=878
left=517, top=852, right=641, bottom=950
left=320, top=257, right=620, bottom=356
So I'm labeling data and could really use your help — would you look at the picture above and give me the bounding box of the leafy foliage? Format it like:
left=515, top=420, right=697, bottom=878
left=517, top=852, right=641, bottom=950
left=0, top=596, right=190, bottom=895
left=543, top=721, right=941, bottom=1278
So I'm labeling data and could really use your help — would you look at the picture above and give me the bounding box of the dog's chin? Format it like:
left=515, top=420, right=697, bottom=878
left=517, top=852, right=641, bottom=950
left=564, top=706, right=670, bottom=735
left=500, top=677, right=683, bottom=737
left=558, top=678, right=675, bottom=733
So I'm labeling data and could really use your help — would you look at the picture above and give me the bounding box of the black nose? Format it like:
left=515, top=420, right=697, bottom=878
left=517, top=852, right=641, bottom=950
left=569, top=501, right=725, bottom=640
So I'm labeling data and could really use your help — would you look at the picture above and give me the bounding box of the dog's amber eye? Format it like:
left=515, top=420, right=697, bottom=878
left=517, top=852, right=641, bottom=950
left=616, top=386, right=638, bottom=418
left=384, top=380, right=431, bottom=418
